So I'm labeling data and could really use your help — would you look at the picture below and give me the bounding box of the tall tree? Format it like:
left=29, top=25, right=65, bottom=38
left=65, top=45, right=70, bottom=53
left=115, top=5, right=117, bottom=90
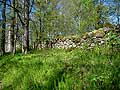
left=13, top=0, right=19, bottom=54
left=115, top=0, right=119, bottom=25
left=22, top=0, right=30, bottom=54
left=9, top=0, right=16, bottom=54
left=1, top=0, right=6, bottom=54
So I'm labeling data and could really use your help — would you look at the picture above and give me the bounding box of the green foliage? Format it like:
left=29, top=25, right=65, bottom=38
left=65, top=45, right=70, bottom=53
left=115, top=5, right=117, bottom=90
left=0, top=48, right=120, bottom=90
left=106, top=31, right=120, bottom=51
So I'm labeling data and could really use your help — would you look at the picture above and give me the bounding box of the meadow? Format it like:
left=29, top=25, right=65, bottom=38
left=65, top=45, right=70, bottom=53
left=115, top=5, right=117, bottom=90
left=0, top=47, right=120, bottom=90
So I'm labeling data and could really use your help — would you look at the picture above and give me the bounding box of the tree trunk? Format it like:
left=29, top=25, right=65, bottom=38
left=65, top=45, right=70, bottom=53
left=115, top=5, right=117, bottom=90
left=1, top=0, right=6, bottom=55
left=115, top=0, right=119, bottom=25
left=22, top=0, right=30, bottom=54
left=13, top=0, right=19, bottom=54
left=12, top=0, right=16, bottom=54
left=10, top=17, right=15, bottom=53
left=13, top=14, right=19, bottom=54
left=8, top=0, right=15, bottom=54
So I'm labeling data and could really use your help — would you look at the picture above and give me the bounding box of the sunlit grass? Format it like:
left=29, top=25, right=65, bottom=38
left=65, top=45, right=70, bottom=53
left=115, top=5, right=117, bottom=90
left=0, top=47, right=120, bottom=90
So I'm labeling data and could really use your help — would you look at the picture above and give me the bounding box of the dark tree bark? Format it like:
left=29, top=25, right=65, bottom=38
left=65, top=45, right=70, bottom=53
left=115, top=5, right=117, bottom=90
left=1, top=0, right=6, bottom=54
left=13, top=0, right=19, bottom=54
left=22, top=0, right=30, bottom=54
left=8, top=17, right=15, bottom=53
left=12, top=0, right=16, bottom=54
left=115, top=0, right=119, bottom=25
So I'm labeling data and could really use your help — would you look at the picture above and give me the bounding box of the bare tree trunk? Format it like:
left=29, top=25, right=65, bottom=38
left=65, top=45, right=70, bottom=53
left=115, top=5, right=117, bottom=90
left=10, top=17, right=15, bottom=53
left=13, top=14, right=19, bottom=54
left=7, top=0, right=16, bottom=54
left=12, top=0, right=16, bottom=54
left=13, top=0, right=19, bottom=54
left=22, top=0, right=30, bottom=54
left=1, top=0, right=6, bottom=55
left=115, top=0, right=119, bottom=25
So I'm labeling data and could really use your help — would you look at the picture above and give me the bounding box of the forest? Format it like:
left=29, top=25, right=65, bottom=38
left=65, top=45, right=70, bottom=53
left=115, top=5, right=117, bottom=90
left=0, top=0, right=120, bottom=90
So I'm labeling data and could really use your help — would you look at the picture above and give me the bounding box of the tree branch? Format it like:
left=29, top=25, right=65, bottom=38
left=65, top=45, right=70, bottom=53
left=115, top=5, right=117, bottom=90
left=0, top=0, right=25, bottom=26
left=29, top=0, right=34, bottom=14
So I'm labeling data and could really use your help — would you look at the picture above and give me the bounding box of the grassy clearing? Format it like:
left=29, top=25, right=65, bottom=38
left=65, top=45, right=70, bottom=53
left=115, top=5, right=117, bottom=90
left=0, top=48, right=120, bottom=90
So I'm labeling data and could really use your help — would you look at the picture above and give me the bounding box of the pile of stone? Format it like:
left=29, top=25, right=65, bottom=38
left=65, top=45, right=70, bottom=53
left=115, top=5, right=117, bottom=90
left=54, top=39, right=76, bottom=49
left=79, top=28, right=106, bottom=49
left=33, top=28, right=111, bottom=49
left=52, top=28, right=108, bottom=49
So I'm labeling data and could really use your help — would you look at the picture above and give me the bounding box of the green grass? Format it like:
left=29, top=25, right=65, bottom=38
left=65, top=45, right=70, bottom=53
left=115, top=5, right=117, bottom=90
left=0, top=48, right=120, bottom=90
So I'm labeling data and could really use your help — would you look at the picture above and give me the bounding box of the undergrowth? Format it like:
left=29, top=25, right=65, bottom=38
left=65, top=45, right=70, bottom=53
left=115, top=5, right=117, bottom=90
left=0, top=47, right=120, bottom=90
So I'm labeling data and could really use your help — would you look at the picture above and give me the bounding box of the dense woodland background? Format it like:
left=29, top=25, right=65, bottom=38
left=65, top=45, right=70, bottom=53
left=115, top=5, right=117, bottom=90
left=0, top=0, right=120, bottom=90
left=0, top=0, right=120, bottom=54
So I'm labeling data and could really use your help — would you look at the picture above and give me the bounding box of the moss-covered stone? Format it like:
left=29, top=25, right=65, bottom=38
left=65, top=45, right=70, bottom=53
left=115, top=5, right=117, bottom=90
left=92, top=29, right=105, bottom=38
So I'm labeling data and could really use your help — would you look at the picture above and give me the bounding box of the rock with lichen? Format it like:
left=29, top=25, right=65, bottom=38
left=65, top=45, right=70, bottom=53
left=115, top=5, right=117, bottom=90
left=92, top=29, right=105, bottom=38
